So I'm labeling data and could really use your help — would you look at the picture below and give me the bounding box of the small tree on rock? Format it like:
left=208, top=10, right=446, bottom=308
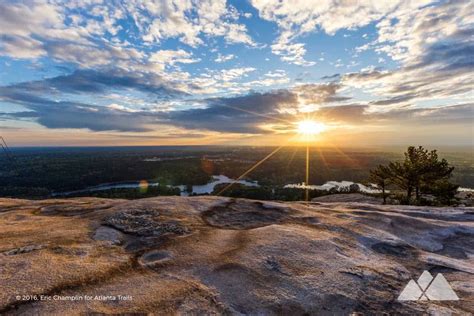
left=369, top=164, right=391, bottom=204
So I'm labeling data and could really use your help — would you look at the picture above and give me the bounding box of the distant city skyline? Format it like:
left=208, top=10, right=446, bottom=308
left=0, top=0, right=472, bottom=146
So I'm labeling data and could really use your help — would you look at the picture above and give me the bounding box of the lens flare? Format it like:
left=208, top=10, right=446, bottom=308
left=139, top=180, right=149, bottom=193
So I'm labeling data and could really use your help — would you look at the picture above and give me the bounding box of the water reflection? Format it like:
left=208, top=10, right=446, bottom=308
left=53, top=175, right=259, bottom=197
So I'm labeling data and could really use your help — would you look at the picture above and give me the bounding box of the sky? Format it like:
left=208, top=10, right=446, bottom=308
left=0, top=0, right=472, bottom=147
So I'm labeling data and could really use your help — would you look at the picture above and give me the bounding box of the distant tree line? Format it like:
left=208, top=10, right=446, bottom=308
left=62, top=185, right=181, bottom=199
left=369, top=146, right=458, bottom=205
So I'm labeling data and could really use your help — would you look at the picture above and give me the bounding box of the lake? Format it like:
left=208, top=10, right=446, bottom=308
left=178, top=175, right=259, bottom=196
left=53, top=175, right=259, bottom=197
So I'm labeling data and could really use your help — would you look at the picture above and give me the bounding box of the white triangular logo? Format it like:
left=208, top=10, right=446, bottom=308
left=398, top=279, right=423, bottom=300
left=425, top=274, right=459, bottom=300
left=398, top=271, right=459, bottom=301
left=417, top=270, right=433, bottom=290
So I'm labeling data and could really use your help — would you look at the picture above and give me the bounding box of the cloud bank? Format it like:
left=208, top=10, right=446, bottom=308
left=0, top=0, right=472, bottom=145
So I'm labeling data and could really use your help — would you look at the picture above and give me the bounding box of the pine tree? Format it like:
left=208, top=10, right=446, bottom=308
left=371, top=146, right=457, bottom=205
left=369, top=164, right=391, bottom=204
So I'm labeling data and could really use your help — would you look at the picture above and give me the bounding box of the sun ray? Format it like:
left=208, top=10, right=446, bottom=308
left=325, top=143, right=360, bottom=168
left=286, top=146, right=298, bottom=167
left=305, top=145, right=310, bottom=201
left=209, top=107, right=326, bottom=201
left=315, top=146, right=329, bottom=170
left=216, top=134, right=301, bottom=196
left=220, top=104, right=294, bottom=125
left=216, top=144, right=287, bottom=196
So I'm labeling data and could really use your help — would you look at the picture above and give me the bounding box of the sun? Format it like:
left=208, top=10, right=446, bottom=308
left=296, top=120, right=326, bottom=135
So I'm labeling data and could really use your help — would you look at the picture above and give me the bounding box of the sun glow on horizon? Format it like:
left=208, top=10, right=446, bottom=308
left=296, top=120, right=327, bottom=136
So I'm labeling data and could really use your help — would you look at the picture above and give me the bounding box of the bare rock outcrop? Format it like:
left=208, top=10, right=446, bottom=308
left=0, top=196, right=473, bottom=315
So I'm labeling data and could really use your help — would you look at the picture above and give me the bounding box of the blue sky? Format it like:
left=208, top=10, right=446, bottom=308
left=0, top=0, right=472, bottom=146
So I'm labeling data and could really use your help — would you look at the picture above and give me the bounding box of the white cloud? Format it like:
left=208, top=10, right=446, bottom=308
left=223, top=22, right=255, bottom=46
left=375, top=0, right=472, bottom=64
left=47, top=43, right=113, bottom=67
left=182, top=67, right=258, bottom=95
left=250, top=0, right=431, bottom=37
left=218, top=67, right=256, bottom=82
left=214, top=53, right=235, bottom=63
left=250, top=0, right=433, bottom=65
left=0, top=0, right=255, bottom=70
left=0, top=1, right=62, bottom=37
left=1, top=36, right=46, bottom=59
left=1, top=0, right=472, bottom=125
left=243, top=76, right=290, bottom=88
left=149, top=49, right=200, bottom=71
left=106, top=103, right=139, bottom=112
left=0, top=0, right=140, bottom=67
left=264, top=70, right=287, bottom=78
left=342, top=0, right=474, bottom=108
left=271, top=41, right=316, bottom=66
left=247, top=0, right=473, bottom=110
left=131, top=0, right=256, bottom=47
